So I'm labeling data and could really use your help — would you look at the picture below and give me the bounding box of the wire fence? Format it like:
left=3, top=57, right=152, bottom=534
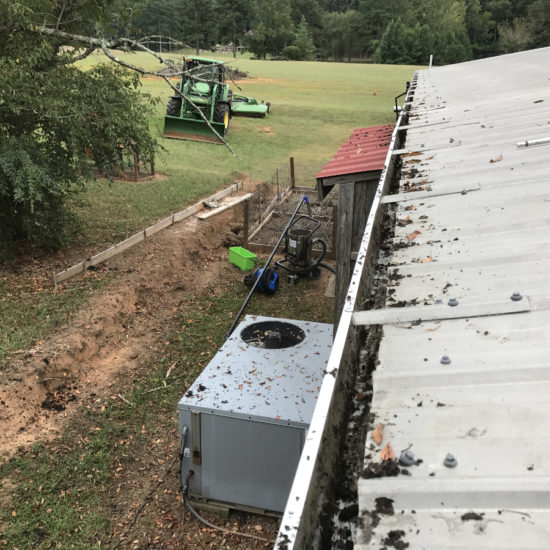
left=246, top=158, right=337, bottom=258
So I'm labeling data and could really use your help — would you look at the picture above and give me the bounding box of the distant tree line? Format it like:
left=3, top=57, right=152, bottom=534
left=126, top=0, right=550, bottom=64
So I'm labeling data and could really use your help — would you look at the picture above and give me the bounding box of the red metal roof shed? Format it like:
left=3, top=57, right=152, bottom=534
left=316, top=124, right=394, bottom=199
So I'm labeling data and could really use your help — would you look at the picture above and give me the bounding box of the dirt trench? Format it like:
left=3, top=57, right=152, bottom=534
left=0, top=202, right=246, bottom=457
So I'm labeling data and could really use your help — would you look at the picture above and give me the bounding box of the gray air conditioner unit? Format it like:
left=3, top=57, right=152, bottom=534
left=178, top=315, right=333, bottom=513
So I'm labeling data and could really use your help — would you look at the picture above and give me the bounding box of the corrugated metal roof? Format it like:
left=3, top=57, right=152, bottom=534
left=356, top=47, right=550, bottom=549
left=316, top=124, right=394, bottom=179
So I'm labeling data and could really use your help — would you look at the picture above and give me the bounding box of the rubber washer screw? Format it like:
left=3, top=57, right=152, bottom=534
left=441, top=355, right=451, bottom=365
left=399, top=450, right=415, bottom=466
left=448, top=297, right=459, bottom=307
left=444, top=454, right=458, bottom=468
left=511, top=291, right=523, bottom=302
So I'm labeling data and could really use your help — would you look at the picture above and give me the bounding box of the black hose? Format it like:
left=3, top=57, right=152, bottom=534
left=318, top=262, right=336, bottom=274
left=180, top=468, right=273, bottom=543
left=225, top=194, right=310, bottom=339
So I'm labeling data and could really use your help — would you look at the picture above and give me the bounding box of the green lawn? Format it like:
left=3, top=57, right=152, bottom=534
left=74, top=50, right=418, bottom=244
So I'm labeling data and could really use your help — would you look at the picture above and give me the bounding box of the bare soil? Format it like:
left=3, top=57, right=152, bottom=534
left=0, top=181, right=332, bottom=548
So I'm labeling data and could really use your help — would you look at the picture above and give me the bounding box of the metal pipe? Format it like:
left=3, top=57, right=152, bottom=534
left=225, top=195, right=309, bottom=339
left=516, top=137, right=550, bottom=148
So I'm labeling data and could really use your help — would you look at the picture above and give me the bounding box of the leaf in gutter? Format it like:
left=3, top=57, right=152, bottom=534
left=381, top=443, right=395, bottom=461
left=407, top=230, right=422, bottom=241
left=372, top=423, right=384, bottom=445
left=490, top=154, right=503, bottom=163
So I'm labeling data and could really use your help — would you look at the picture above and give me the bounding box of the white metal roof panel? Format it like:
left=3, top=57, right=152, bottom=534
left=357, top=47, right=550, bottom=549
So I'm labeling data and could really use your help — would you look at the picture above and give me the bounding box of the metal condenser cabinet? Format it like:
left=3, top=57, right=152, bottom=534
left=178, top=315, right=332, bottom=513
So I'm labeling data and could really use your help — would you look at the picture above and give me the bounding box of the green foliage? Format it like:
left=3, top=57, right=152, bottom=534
left=321, top=10, right=361, bottom=61
left=216, top=0, right=253, bottom=56
left=373, top=18, right=410, bottom=64
left=244, top=0, right=295, bottom=58
left=179, top=0, right=217, bottom=54
left=498, top=18, right=532, bottom=52
left=283, top=45, right=302, bottom=59
left=0, top=2, right=158, bottom=257
left=293, top=16, right=317, bottom=59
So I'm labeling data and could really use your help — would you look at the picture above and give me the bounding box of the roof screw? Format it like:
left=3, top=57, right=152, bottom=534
left=444, top=453, right=458, bottom=468
left=511, top=291, right=523, bottom=302
left=448, top=297, right=459, bottom=307
left=441, top=355, right=452, bottom=365
left=399, top=450, right=415, bottom=466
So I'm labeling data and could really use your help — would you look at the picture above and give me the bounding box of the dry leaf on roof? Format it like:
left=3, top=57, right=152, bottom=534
left=372, top=423, right=384, bottom=445
left=405, top=205, right=416, bottom=211
left=381, top=443, right=395, bottom=461
left=425, top=155, right=434, bottom=161
left=534, top=99, right=544, bottom=103
left=420, top=256, right=433, bottom=263
left=408, top=158, right=422, bottom=164
left=490, top=154, right=503, bottom=163
left=407, top=230, right=422, bottom=241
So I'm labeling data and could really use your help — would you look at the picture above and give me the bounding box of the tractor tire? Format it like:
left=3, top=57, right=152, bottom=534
left=214, top=103, right=230, bottom=133
left=166, top=97, right=181, bottom=116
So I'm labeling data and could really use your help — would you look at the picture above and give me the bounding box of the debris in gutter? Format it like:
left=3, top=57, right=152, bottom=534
left=461, top=512, right=484, bottom=521
left=381, top=443, right=395, bottom=461
left=383, top=529, right=410, bottom=549
left=372, top=423, right=384, bottom=445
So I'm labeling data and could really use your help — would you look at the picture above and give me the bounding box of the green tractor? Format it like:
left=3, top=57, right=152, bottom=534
left=163, top=57, right=270, bottom=144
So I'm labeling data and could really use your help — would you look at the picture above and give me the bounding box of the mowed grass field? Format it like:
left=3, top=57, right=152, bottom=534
left=74, top=50, right=418, bottom=245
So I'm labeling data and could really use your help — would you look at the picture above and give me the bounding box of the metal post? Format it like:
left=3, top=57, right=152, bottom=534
left=429, top=54, right=433, bottom=68
left=290, top=157, right=295, bottom=190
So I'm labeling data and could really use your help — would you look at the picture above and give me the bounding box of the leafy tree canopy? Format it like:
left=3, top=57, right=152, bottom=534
left=0, top=0, right=158, bottom=256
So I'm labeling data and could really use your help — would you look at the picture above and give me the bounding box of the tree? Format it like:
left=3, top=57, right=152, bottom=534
left=498, top=18, right=532, bottom=52
left=0, top=1, right=158, bottom=256
left=525, top=0, right=550, bottom=48
left=373, top=18, right=410, bottom=64
left=358, top=0, right=408, bottom=57
left=245, top=0, right=295, bottom=58
left=179, top=0, right=217, bottom=54
left=321, top=10, right=361, bottom=61
left=294, top=16, right=317, bottom=59
left=216, top=0, right=253, bottom=57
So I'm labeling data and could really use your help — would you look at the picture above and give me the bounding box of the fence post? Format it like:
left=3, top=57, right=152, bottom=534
left=290, top=157, right=295, bottom=190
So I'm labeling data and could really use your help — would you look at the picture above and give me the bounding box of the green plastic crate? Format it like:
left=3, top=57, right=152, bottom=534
left=228, top=246, right=256, bottom=271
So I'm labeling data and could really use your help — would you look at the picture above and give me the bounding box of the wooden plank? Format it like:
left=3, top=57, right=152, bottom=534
left=144, top=215, right=174, bottom=238
left=89, top=231, right=145, bottom=266
left=54, top=262, right=86, bottom=284
left=247, top=211, right=274, bottom=242
left=197, top=193, right=253, bottom=220
left=381, top=183, right=481, bottom=204
left=173, top=203, right=202, bottom=222
left=352, top=297, right=530, bottom=326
